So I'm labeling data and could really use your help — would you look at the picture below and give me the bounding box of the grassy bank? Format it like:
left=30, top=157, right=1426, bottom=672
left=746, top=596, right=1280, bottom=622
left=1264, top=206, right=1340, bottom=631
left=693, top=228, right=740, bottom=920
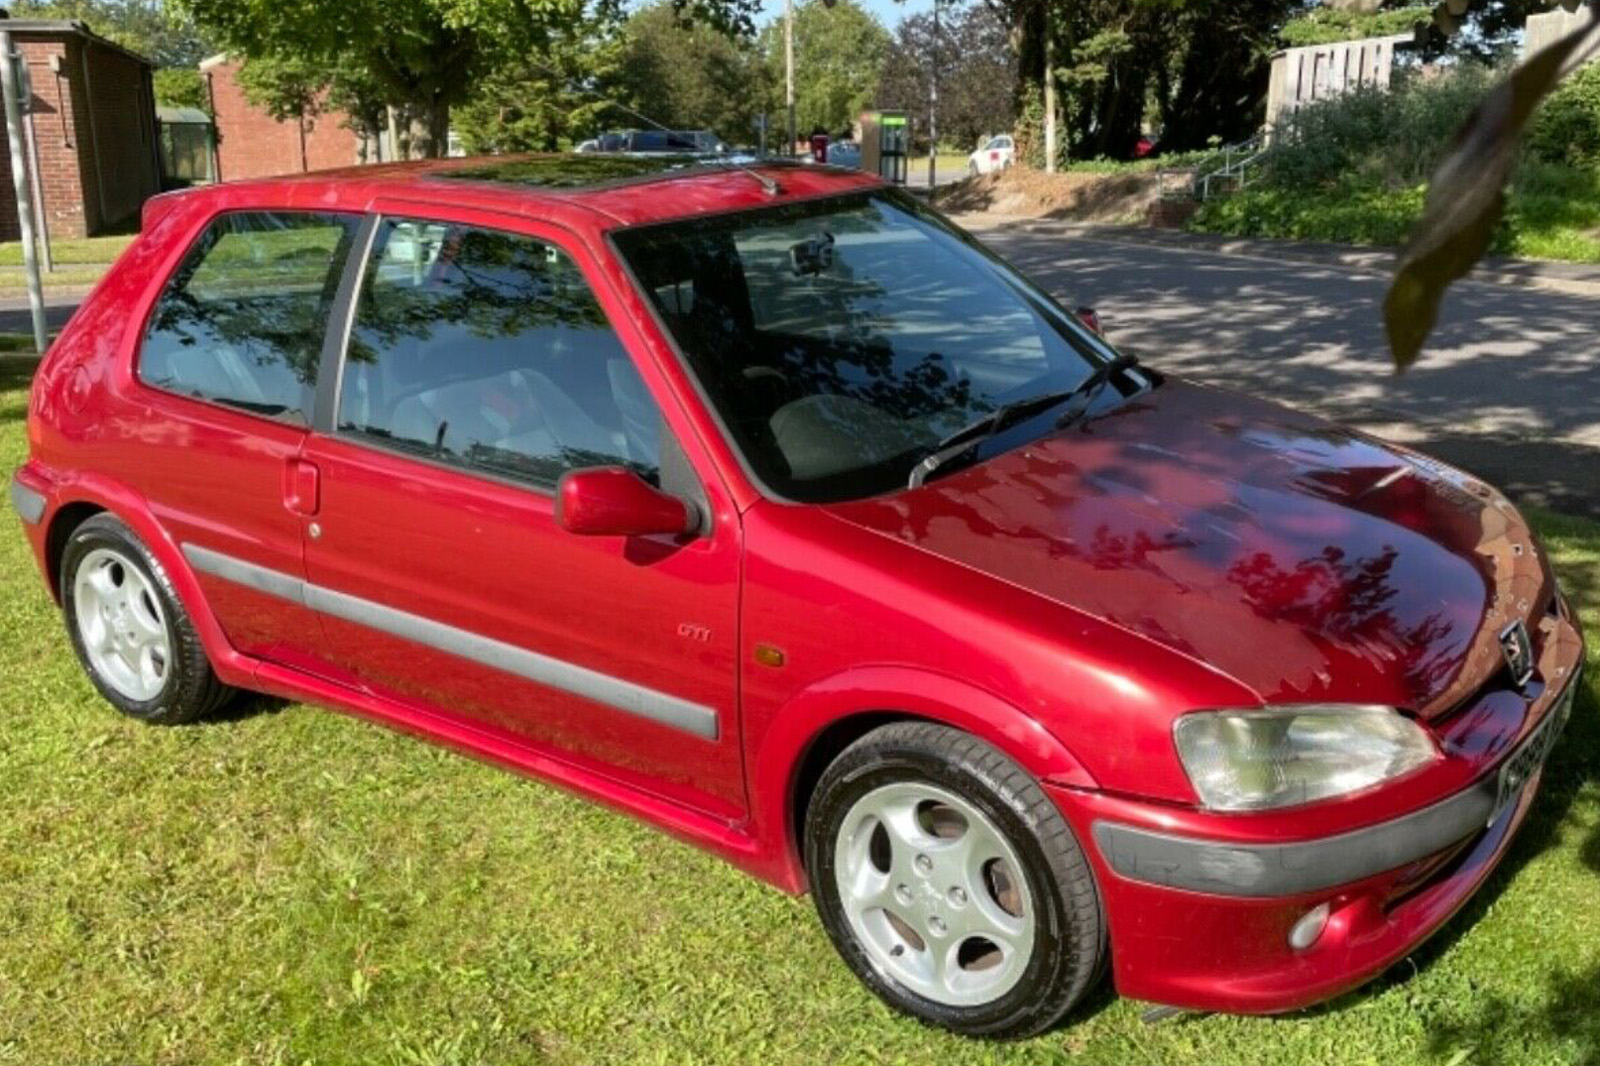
left=1190, top=164, right=1600, bottom=263
left=1187, top=65, right=1600, bottom=264
left=1, top=356, right=1598, bottom=1065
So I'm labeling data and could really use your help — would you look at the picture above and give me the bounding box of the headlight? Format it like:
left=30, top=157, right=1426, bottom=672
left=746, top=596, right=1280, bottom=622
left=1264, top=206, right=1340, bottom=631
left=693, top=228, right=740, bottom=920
left=1173, top=705, right=1439, bottom=811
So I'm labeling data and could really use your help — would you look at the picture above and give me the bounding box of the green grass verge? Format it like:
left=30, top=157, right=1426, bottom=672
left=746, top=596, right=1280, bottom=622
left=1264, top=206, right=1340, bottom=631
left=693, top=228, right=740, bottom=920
left=1189, top=164, right=1600, bottom=264
left=1, top=357, right=1598, bottom=1065
left=0, top=266, right=111, bottom=293
left=0, top=233, right=133, bottom=267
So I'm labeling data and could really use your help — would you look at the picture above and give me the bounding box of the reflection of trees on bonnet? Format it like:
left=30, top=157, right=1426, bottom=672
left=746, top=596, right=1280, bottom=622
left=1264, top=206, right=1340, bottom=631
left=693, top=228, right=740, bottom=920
left=1226, top=545, right=1461, bottom=702
left=347, top=225, right=609, bottom=367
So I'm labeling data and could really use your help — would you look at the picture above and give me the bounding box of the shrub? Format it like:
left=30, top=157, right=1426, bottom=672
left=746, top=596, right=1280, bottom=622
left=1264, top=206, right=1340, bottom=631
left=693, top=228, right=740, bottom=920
left=1191, top=181, right=1428, bottom=246
left=1527, top=62, right=1600, bottom=168
left=1262, top=65, right=1498, bottom=191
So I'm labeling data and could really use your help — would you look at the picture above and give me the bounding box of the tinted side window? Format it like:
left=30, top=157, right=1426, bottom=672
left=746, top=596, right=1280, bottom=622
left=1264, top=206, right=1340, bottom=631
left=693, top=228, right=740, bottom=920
left=139, top=211, right=360, bottom=423
left=337, top=219, right=661, bottom=488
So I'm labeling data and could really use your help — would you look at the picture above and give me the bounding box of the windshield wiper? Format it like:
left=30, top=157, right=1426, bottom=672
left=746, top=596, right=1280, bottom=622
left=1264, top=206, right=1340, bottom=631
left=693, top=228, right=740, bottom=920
left=907, top=353, right=1141, bottom=489
left=1053, top=352, right=1141, bottom=432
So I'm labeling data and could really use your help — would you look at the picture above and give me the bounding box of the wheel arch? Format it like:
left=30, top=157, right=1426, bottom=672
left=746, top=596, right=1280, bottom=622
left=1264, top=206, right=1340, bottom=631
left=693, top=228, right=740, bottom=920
left=44, top=500, right=105, bottom=600
left=750, top=666, right=1099, bottom=893
left=43, top=476, right=253, bottom=687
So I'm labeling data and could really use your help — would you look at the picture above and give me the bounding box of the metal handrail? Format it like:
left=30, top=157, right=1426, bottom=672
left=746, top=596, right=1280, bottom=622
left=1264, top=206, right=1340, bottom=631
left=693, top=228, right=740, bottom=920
left=1193, top=136, right=1267, bottom=201
left=1155, top=134, right=1269, bottom=202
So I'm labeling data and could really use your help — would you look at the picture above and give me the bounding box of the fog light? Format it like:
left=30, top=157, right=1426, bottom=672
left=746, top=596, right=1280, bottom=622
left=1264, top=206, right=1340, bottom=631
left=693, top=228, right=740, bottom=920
left=1288, top=902, right=1331, bottom=952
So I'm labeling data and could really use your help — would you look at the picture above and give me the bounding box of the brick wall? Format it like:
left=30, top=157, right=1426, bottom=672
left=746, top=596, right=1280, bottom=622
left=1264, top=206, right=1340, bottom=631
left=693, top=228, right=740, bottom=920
left=0, top=27, right=161, bottom=241
left=77, top=41, right=161, bottom=230
left=205, top=56, right=365, bottom=181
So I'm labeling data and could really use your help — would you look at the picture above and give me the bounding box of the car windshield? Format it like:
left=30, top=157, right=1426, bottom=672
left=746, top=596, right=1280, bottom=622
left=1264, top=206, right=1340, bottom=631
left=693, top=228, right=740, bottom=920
left=613, top=190, right=1137, bottom=503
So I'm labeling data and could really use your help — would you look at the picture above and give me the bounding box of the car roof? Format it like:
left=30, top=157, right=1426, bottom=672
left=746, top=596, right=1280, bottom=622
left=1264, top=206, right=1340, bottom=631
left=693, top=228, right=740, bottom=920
left=158, top=154, right=885, bottom=232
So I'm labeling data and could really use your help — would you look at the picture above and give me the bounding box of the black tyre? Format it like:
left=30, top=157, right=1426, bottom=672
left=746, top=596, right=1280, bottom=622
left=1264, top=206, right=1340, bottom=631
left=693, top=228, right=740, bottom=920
left=805, top=722, right=1105, bottom=1038
left=59, top=513, right=233, bottom=724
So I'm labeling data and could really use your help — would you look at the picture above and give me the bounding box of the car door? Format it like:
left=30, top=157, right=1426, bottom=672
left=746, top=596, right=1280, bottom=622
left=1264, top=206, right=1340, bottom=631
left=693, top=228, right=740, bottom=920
left=299, top=207, right=746, bottom=819
left=127, top=208, right=362, bottom=665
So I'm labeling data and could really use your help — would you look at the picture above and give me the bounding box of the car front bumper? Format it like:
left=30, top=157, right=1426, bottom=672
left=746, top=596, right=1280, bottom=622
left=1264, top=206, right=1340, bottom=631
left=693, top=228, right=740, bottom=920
left=1048, top=654, right=1582, bottom=1015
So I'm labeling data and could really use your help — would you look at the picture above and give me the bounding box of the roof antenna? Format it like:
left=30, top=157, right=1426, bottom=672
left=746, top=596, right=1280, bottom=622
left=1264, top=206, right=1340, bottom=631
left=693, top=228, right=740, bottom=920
left=522, top=57, right=782, bottom=197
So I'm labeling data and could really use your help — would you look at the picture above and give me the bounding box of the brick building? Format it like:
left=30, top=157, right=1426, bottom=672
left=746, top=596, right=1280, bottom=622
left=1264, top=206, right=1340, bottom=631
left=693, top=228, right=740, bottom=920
left=0, top=19, right=161, bottom=240
left=201, top=54, right=389, bottom=180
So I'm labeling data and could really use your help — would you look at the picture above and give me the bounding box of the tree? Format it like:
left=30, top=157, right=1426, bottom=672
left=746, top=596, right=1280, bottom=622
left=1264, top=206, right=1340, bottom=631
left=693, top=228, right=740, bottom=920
left=232, top=53, right=388, bottom=157
left=970, top=0, right=1297, bottom=163
left=152, top=66, right=209, bottom=109
left=5, top=0, right=215, bottom=65
left=757, top=0, right=892, bottom=138
left=610, top=1, right=769, bottom=143
left=1278, top=3, right=1433, bottom=46
left=5, top=0, right=218, bottom=107
left=454, top=16, right=621, bottom=152
left=172, top=0, right=766, bottom=158
left=876, top=2, right=1015, bottom=151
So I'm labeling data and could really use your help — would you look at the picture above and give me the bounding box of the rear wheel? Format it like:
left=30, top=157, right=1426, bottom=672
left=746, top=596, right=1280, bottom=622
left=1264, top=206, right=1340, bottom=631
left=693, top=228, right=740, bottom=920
left=805, top=722, right=1105, bottom=1038
left=968, top=161, right=980, bottom=179
left=60, top=514, right=233, bottom=724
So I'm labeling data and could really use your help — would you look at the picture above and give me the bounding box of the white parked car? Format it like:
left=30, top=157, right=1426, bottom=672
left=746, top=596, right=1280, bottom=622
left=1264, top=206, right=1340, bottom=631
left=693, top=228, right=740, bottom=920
left=968, top=134, right=1015, bottom=177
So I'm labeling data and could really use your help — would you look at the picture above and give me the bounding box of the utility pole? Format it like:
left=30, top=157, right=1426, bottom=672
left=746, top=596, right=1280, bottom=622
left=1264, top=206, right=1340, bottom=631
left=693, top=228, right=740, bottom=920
left=927, top=0, right=939, bottom=188
left=0, top=32, right=48, bottom=353
left=785, top=0, right=797, bottom=157
left=1043, top=5, right=1057, bottom=174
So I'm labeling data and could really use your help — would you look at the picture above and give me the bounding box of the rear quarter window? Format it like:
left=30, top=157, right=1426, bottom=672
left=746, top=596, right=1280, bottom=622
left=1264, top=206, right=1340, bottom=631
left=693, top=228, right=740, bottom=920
left=137, top=210, right=362, bottom=423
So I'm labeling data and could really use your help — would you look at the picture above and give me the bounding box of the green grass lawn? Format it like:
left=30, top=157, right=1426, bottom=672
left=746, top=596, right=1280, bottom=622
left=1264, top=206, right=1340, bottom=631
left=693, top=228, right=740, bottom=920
left=0, top=233, right=134, bottom=267
left=1188, top=164, right=1600, bottom=265
left=1, top=356, right=1598, bottom=1065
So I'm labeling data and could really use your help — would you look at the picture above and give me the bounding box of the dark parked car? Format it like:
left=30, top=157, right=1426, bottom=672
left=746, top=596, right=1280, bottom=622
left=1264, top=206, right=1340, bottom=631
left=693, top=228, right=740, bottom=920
left=593, top=129, right=725, bottom=154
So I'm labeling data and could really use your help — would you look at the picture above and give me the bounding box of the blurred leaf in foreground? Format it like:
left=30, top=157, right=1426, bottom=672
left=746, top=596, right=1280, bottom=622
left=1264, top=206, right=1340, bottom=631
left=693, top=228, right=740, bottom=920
left=1385, top=3, right=1600, bottom=369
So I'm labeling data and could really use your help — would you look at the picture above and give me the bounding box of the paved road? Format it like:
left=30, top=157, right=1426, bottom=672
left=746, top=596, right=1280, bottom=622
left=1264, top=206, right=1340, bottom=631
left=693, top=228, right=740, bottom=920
left=0, top=291, right=91, bottom=335
left=969, top=221, right=1600, bottom=519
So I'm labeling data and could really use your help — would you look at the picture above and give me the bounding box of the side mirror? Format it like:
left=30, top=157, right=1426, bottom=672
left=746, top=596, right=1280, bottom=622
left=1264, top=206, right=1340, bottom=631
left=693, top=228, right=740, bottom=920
left=556, top=467, right=697, bottom=538
left=1075, top=306, right=1104, bottom=335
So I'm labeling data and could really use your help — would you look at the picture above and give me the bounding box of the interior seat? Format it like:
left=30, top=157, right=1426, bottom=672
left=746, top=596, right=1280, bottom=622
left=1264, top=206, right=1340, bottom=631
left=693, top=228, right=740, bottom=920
left=388, top=368, right=618, bottom=467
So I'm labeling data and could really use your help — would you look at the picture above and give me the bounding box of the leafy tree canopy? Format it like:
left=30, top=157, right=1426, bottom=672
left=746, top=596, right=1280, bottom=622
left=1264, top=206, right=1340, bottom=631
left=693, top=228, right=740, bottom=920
left=3, top=0, right=214, bottom=66
left=876, top=1, right=1016, bottom=152
left=1279, top=4, right=1433, bottom=46
left=171, top=0, right=763, bottom=157
left=610, top=1, right=769, bottom=145
left=758, top=0, right=892, bottom=138
left=454, top=12, right=622, bottom=153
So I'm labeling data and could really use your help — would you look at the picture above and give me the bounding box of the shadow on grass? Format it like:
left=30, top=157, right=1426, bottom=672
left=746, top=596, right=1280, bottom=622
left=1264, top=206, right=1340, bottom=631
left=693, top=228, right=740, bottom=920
left=196, top=691, right=293, bottom=726
left=0, top=353, right=40, bottom=392
left=1424, top=961, right=1600, bottom=1065
left=1262, top=667, right=1600, bottom=1062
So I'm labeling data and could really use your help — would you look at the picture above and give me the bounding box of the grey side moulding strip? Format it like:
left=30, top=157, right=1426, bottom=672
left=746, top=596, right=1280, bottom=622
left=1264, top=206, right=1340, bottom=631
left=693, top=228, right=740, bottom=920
left=182, top=543, right=720, bottom=741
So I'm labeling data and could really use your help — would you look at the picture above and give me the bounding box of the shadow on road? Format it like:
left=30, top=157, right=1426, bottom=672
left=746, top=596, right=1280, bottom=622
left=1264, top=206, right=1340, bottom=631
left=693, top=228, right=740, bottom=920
left=985, top=229, right=1600, bottom=518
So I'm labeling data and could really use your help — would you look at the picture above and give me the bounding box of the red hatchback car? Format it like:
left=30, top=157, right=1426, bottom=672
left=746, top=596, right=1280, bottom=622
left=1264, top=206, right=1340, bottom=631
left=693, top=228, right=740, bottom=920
left=11, top=155, right=1584, bottom=1037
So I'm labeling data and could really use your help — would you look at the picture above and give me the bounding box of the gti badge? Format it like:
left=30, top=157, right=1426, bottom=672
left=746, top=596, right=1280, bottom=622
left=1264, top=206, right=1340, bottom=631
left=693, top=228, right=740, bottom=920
left=1499, top=620, right=1534, bottom=689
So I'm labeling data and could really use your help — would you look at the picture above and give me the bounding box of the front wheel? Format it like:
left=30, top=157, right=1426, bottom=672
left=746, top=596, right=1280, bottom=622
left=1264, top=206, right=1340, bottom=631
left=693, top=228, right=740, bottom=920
left=805, top=722, right=1105, bottom=1038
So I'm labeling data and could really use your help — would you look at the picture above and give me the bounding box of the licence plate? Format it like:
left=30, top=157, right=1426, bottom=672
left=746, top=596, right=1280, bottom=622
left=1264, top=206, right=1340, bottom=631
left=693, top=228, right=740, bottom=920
left=1488, top=677, right=1577, bottom=828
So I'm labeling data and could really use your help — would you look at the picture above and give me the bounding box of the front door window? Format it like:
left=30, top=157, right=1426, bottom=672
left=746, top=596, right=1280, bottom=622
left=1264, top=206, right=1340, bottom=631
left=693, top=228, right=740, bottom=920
left=336, top=218, right=661, bottom=488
